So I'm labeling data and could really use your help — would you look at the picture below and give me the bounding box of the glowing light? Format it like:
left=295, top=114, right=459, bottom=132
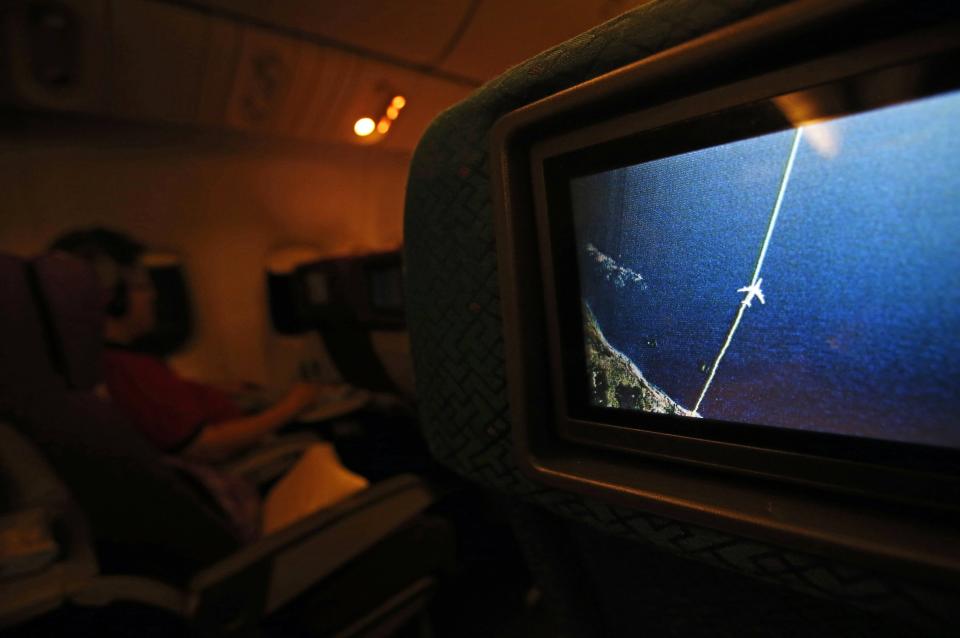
left=377, top=118, right=391, bottom=134
left=353, top=117, right=375, bottom=136
left=391, top=95, right=406, bottom=110
left=804, top=122, right=841, bottom=159
left=386, top=106, right=399, bottom=120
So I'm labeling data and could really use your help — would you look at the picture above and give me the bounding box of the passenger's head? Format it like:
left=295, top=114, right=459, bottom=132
left=50, top=227, right=156, bottom=343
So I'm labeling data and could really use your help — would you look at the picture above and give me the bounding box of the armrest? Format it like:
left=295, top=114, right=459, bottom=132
left=294, top=391, right=371, bottom=424
left=69, top=575, right=184, bottom=615
left=221, top=432, right=320, bottom=486
left=187, top=474, right=437, bottom=629
left=0, top=509, right=58, bottom=579
left=0, top=423, right=99, bottom=628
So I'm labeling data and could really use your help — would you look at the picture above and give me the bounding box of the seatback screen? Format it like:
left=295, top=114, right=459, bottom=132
left=303, top=269, right=330, bottom=306
left=368, top=264, right=404, bottom=310
left=571, top=89, right=960, bottom=449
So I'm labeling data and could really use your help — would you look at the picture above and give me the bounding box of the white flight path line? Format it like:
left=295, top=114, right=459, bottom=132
left=693, top=127, right=803, bottom=414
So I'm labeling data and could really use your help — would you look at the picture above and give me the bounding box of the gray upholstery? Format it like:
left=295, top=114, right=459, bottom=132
left=403, top=0, right=955, bottom=634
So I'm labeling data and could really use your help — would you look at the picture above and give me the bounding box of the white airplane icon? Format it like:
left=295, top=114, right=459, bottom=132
left=737, top=278, right=765, bottom=307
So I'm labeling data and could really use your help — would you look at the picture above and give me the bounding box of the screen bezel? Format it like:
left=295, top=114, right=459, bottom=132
left=491, top=6, right=960, bottom=528
left=490, top=0, right=960, bottom=585
left=533, top=53, right=960, bottom=501
left=358, top=251, right=406, bottom=328
left=291, top=260, right=349, bottom=323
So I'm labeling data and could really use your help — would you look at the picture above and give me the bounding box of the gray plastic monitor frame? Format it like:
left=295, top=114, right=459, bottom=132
left=491, top=0, right=960, bottom=586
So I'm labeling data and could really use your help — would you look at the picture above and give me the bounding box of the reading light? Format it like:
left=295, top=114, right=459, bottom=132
left=354, top=94, right=406, bottom=142
left=353, top=117, right=376, bottom=137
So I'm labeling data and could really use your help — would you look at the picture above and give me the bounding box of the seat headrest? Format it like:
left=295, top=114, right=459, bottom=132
left=1, top=255, right=240, bottom=582
left=0, top=253, right=59, bottom=396
left=32, top=253, right=106, bottom=391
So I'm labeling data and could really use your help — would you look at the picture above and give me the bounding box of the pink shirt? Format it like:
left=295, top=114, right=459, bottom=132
left=102, top=348, right=242, bottom=452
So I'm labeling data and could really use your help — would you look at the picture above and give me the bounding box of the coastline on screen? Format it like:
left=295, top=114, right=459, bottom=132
left=572, top=89, right=960, bottom=449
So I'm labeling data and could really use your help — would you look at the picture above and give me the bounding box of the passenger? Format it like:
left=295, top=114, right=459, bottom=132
left=51, top=228, right=321, bottom=462
left=51, top=228, right=368, bottom=535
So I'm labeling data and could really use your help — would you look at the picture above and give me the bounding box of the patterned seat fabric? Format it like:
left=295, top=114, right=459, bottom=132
left=404, top=0, right=955, bottom=634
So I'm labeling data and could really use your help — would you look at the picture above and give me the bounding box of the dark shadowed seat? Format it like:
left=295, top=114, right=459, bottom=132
left=0, top=252, right=453, bottom=635
left=1, top=253, right=241, bottom=584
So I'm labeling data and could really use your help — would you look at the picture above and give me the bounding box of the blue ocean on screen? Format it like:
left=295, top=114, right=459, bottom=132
left=572, top=89, right=960, bottom=449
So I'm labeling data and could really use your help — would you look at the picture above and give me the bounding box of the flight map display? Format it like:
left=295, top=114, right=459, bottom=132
left=571, top=89, right=960, bottom=449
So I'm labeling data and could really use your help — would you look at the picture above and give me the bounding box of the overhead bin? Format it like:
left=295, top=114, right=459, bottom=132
left=0, top=0, right=112, bottom=113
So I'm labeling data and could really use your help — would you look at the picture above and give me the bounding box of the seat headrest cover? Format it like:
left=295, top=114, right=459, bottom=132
left=0, top=254, right=59, bottom=395
left=1, top=256, right=239, bottom=582
left=33, top=253, right=106, bottom=391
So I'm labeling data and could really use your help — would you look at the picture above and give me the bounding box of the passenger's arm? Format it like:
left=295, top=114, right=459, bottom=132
left=182, top=383, right=319, bottom=463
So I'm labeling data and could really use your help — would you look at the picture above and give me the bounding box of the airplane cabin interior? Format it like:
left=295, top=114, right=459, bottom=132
left=1, top=1, right=958, bottom=636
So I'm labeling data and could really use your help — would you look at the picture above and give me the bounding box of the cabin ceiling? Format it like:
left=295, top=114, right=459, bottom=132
left=167, top=0, right=644, bottom=85
left=1, top=0, right=648, bottom=152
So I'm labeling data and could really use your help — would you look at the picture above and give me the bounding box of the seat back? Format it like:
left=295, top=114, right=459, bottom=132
left=131, top=252, right=193, bottom=357
left=32, top=252, right=106, bottom=391
left=0, top=252, right=240, bottom=585
left=0, top=254, right=59, bottom=396
left=0, top=420, right=96, bottom=628
left=268, top=256, right=400, bottom=393
left=403, top=0, right=953, bottom=635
